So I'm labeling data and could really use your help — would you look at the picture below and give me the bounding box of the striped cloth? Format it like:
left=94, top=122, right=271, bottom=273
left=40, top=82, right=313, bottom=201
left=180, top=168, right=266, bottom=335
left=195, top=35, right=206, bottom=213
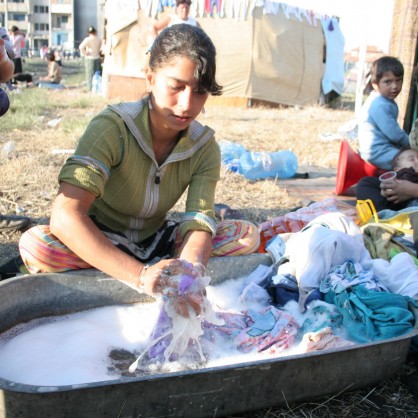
left=211, top=220, right=260, bottom=257
left=19, top=225, right=92, bottom=273
left=19, top=220, right=260, bottom=274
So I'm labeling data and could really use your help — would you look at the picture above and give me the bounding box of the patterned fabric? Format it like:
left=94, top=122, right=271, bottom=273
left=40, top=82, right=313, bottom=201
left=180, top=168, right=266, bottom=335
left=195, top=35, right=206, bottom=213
left=19, top=219, right=261, bottom=273
left=211, top=220, right=260, bottom=256
left=234, top=306, right=299, bottom=353
left=19, top=225, right=92, bottom=273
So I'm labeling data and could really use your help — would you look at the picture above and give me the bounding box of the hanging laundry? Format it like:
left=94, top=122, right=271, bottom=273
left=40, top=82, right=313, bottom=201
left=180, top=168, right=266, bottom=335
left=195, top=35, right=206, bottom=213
left=321, top=17, right=345, bottom=95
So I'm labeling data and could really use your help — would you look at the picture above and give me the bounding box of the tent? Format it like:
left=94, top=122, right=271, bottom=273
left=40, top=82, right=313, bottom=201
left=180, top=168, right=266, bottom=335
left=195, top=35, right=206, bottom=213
left=102, top=0, right=345, bottom=107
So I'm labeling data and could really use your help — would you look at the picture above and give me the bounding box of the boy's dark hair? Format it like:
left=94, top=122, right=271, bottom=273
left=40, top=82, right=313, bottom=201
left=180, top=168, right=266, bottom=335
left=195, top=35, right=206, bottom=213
left=11, top=26, right=19, bottom=33
left=46, top=52, right=55, bottom=61
left=370, top=56, right=404, bottom=84
left=176, top=0, right=191, bottom=5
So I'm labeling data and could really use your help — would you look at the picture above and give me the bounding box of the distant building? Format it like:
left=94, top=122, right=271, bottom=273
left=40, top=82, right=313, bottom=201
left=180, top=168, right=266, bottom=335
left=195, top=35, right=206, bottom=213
left=50, top=0, right=74, bottom=51
left=0, top=0, right=104, bottom=55
left=343, top=46, right=385, bottom=95
left=344, top=45, right=385, bottom=67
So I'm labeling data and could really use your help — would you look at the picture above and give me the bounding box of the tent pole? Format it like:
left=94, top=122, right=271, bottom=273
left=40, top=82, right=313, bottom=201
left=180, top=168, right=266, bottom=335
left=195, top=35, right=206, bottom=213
left=354, top=41, right=367, bottom=118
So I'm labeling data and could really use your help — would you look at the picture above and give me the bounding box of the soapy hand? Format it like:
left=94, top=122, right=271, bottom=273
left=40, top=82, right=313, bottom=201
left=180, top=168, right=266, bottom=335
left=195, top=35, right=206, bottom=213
left=139, top=258, right=207, bottom=316
left=162, top=274, right=207, bottom=317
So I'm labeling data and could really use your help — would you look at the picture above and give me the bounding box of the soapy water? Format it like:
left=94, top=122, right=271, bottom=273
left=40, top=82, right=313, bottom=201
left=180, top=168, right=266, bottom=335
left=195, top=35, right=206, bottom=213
left=0, top=276, right=351, bottom=386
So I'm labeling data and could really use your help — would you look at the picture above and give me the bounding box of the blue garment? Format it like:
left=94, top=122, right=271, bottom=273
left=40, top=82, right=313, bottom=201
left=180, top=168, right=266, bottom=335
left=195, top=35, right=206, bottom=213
left=322, top=283, right=414, bottom=343
left=320, top=17, right=345, bottom=95
left=358, top=91, right=410, bottom=170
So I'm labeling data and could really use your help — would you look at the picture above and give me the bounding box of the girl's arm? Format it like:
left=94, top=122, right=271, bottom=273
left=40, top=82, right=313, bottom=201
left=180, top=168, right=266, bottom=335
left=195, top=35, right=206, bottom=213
left=176, top=229, right=212, bottom=275
left=50, top=182, right=147, bottom=290
left=152, top=15, right=171, bottom=37
left=50, top=182, right=203, bottom=303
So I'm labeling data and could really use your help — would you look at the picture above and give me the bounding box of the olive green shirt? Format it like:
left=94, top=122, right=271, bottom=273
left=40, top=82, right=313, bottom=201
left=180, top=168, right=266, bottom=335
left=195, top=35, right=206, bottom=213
left=59, top=99, right=220, bottom=243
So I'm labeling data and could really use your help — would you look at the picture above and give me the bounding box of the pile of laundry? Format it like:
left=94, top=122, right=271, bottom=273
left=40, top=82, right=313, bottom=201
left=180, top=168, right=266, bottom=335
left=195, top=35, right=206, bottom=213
left=129, top=212, right=418, bottom=374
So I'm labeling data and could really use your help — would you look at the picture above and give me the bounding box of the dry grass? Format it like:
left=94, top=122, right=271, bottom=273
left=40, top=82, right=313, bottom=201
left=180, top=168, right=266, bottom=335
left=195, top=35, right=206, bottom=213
left=1, top=59, right=418, bottom=417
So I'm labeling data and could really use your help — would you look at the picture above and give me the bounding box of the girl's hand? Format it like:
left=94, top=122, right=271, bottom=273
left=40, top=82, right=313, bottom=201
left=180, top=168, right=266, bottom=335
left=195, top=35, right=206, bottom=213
left=139, top=259, right=207, bottom=317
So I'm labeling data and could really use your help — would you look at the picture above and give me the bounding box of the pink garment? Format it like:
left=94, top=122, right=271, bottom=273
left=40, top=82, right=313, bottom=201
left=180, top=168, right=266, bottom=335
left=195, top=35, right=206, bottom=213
left=299, top=327, right=354, bottom=352
left=234, top=306, right=299, bottom=353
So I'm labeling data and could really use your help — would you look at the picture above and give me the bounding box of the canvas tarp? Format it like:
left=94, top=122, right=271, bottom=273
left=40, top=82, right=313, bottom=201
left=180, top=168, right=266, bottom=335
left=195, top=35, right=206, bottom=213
left=103, top=5, right=327, bottom=106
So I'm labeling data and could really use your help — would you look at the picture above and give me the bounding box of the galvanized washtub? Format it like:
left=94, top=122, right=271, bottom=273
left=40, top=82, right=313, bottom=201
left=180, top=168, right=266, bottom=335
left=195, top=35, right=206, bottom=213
left=0, top=253, right=416, bottom=418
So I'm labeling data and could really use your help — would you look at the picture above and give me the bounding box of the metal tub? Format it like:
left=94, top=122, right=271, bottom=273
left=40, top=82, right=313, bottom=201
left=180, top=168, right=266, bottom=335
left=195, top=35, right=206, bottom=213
left=0, top=254, right=416, bottom=418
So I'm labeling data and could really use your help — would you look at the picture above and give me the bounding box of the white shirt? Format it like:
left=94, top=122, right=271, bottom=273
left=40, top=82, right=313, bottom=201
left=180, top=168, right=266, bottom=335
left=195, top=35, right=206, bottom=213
left=10, top=33, right=24, bottom=58
left=170, top=15, right=198, bottom=26
left=79, top=34, right=102, bottom=59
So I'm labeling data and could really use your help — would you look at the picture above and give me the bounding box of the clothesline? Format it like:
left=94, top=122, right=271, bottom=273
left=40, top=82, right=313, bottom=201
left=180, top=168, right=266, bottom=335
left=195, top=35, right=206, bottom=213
left=139, top=0, right=339, bottom=23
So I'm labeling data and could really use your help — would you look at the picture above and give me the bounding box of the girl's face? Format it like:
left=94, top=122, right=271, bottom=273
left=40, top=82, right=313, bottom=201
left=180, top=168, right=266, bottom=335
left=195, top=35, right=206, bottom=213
left=373, top=71, right=403, bottom=100
left=146, top=57, right=208, bottom=133
left=176, top=3, right=191, bottom=20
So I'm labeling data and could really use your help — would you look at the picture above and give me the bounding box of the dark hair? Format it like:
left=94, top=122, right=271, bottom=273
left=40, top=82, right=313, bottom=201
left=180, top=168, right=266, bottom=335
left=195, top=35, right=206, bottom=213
left=11, top=26, right=19, bottom=33
left=88, top=26, right=96, bottom=34
left=149, top=24, right=222, bottom=96
left=176, top=0, right=191, bottom=5
left=46, top=52, right=55, bottom=61
left=370, top=56, right=404, bottom=84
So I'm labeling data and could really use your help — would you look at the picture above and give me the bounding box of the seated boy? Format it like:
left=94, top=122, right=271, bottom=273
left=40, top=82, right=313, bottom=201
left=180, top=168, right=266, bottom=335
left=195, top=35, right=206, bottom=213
left=358, top=56, right=410, bottom=171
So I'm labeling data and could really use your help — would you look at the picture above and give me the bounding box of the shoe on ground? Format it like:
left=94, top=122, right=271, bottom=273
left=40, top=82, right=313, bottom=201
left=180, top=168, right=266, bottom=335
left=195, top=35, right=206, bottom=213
left=214, top=203, right=244, bottom=221
left=0, top=255, right=24, bottom=280
left=0, top=214, right=30, bottom=232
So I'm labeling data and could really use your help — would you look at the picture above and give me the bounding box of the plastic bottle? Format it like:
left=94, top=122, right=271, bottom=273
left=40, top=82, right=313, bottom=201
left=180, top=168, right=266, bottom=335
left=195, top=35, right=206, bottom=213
left=219, top=141, right=246, bottom=161
left=238, top=150, right=298, bottom=180
left=219, top=141, right=246, bottom=173
left=91, top=71, right=102, bottom=94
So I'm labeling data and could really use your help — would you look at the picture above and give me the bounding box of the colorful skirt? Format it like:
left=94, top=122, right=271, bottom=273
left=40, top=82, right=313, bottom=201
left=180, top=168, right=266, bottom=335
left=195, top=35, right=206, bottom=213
left=19, top=220, right=260, bottom=274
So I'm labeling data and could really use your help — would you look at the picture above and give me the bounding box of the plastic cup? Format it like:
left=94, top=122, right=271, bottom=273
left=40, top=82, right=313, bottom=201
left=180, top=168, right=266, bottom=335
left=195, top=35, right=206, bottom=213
left=379, top=171, right=397, bottom=182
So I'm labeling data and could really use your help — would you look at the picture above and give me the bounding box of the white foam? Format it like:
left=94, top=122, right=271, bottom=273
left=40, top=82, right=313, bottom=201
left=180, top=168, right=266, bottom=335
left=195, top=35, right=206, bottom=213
left=0, top=303, right=160, bottom=386
left=0, top=278, right=347, bottom=387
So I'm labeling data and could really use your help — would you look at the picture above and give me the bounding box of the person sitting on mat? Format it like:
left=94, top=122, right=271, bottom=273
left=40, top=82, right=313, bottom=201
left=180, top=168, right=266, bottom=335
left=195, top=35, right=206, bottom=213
left=19, top=25, right=259, bottom=316
left=37, top=52, right=62, bottom=88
